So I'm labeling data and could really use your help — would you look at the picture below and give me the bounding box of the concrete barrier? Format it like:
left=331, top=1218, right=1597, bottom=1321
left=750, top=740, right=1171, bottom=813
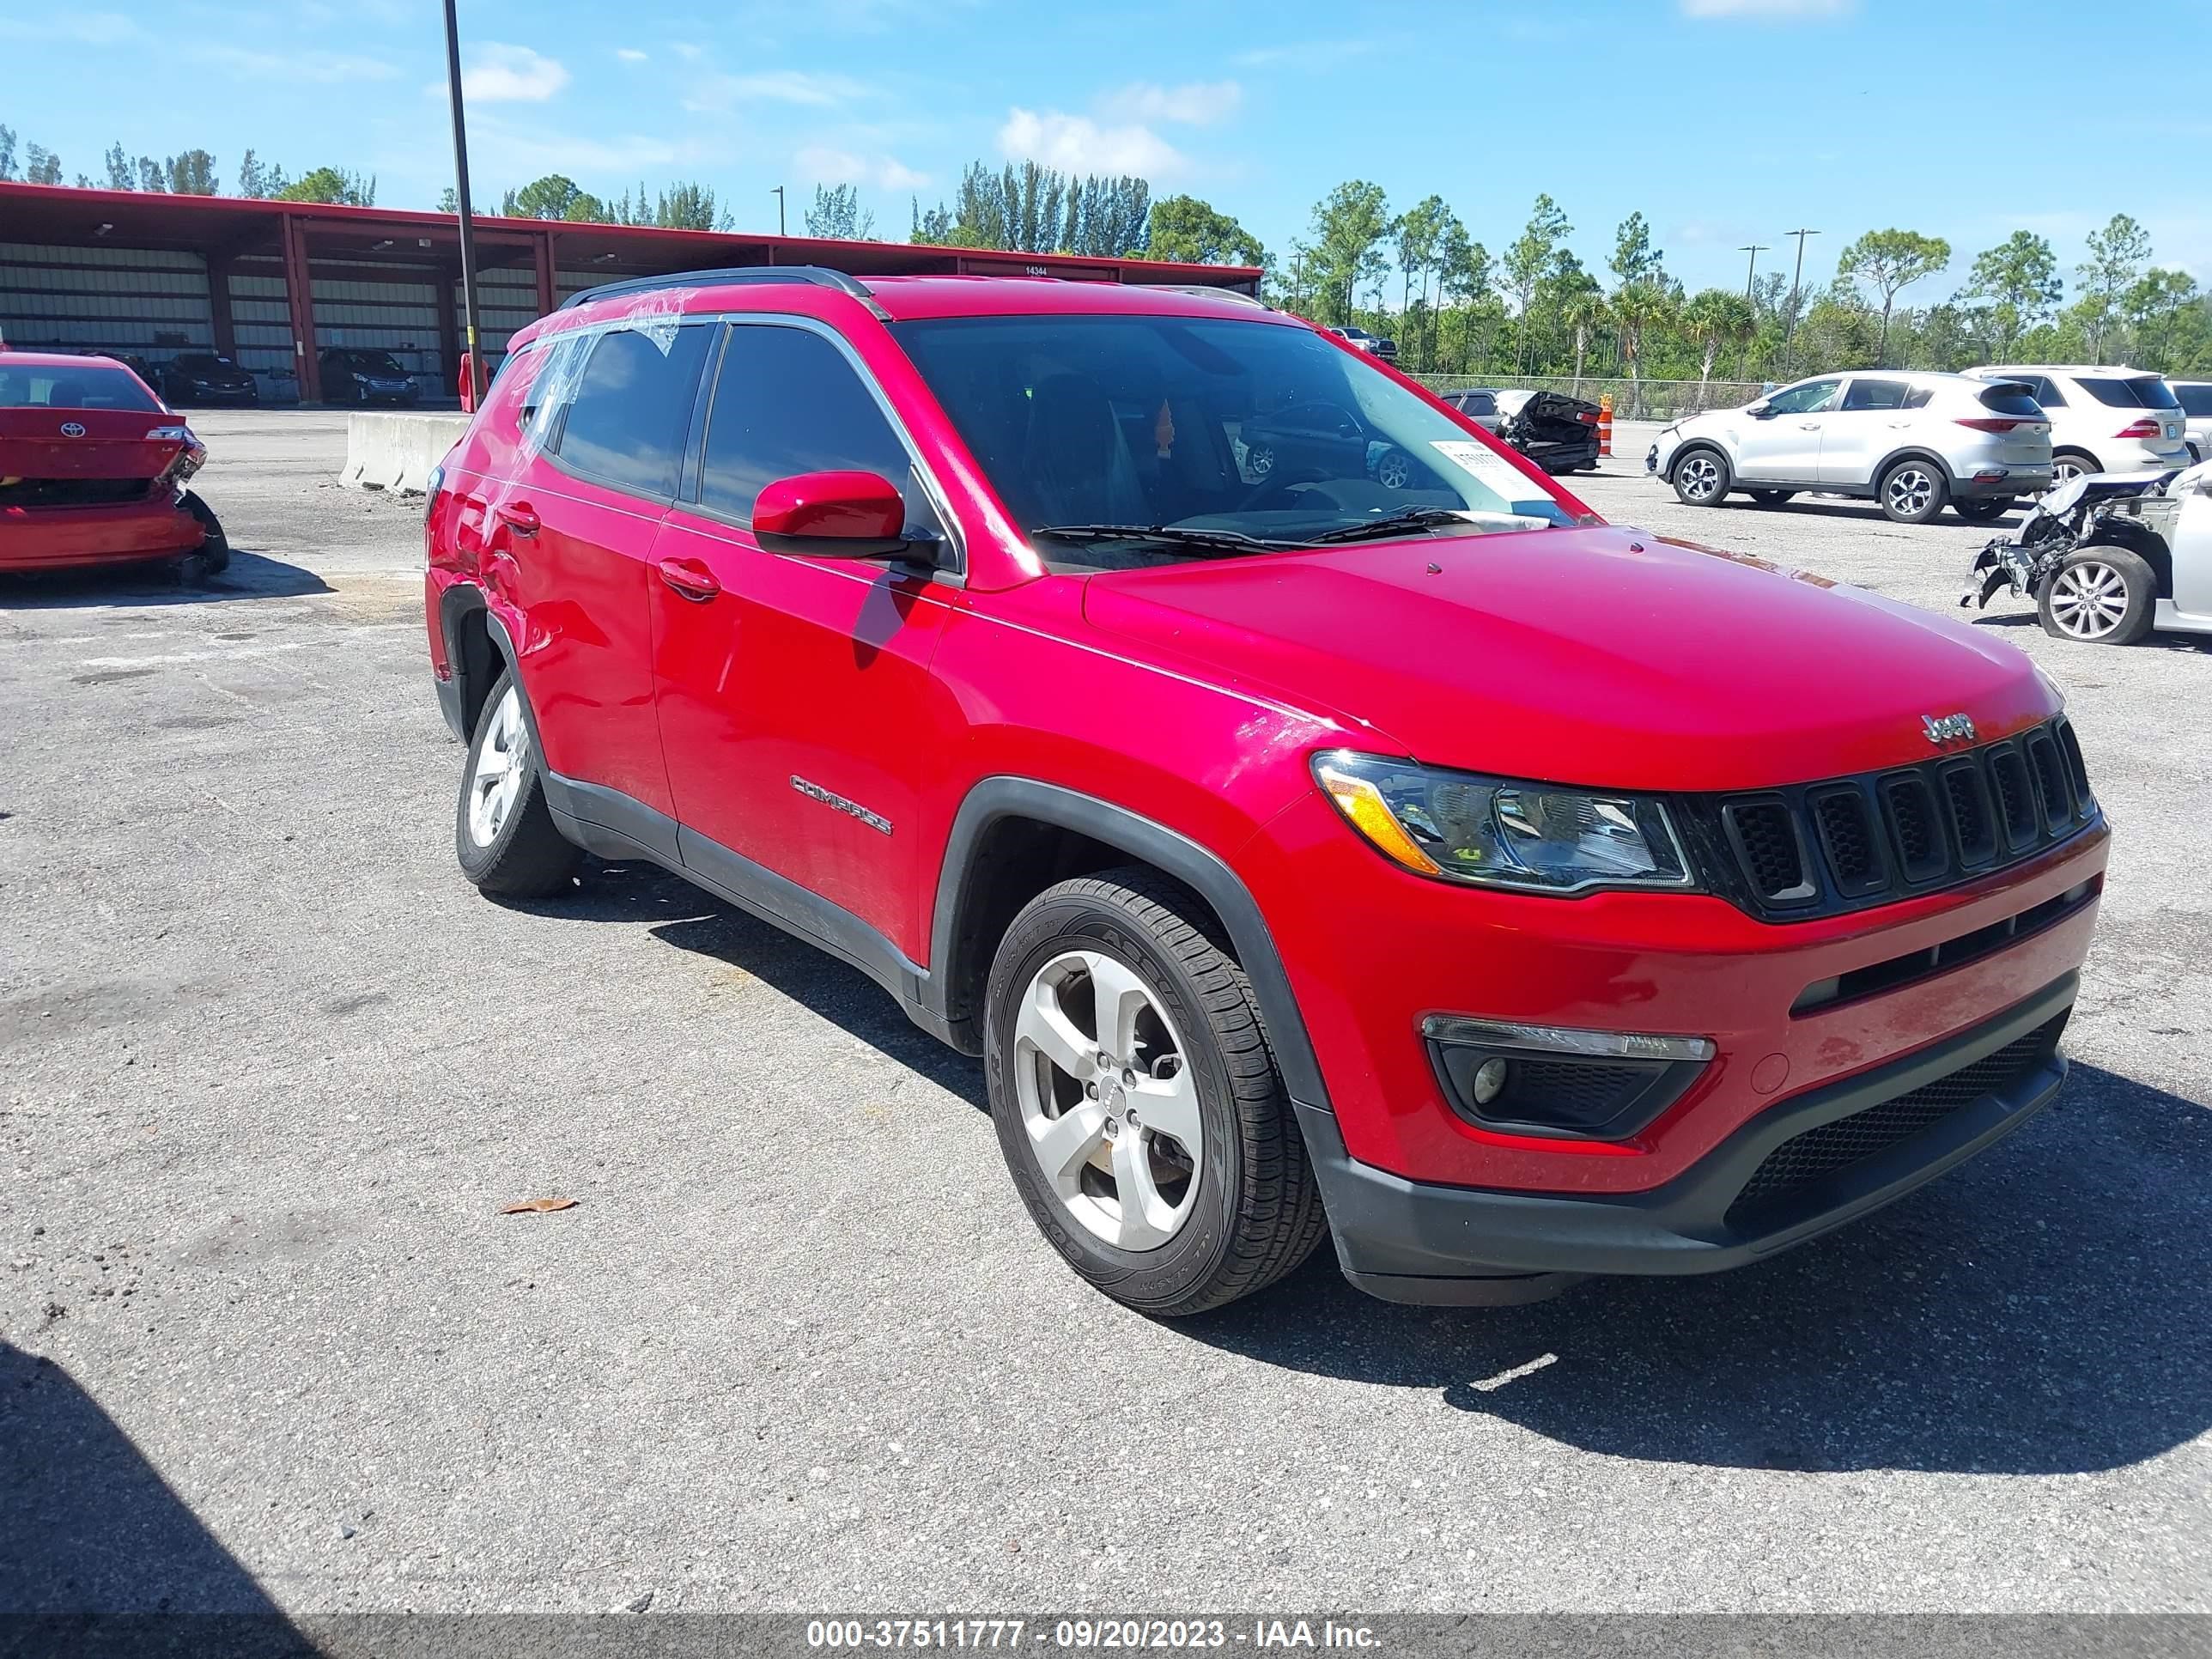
left=340, top=411, right=469, bottom=496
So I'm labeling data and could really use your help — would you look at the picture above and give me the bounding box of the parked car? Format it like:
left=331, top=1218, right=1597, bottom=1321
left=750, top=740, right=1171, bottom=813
left=321, top=348, right=422, bottom=407
left=425, top=268, right=2106, bottom=1317
left=1649, top=370, right=2052, bottom=523
left=1437, top=387, right=1601, bottom=473
left=156, top=351, right=258, bottom=408
left=1966, top=458, right=2212, bottom=644
left=2167, top=379, right=2212, bottom=462
left=1237, top=398, right=1436, bottom=492
left=0, top=349, right=228, bottom=580
left=1328, top=325, right=1398, bottom=363
left=1962, top=366, right=2191, bottom=485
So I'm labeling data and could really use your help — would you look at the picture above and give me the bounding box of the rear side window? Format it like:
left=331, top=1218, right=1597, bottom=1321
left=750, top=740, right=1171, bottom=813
left=699, top=324, right=916, bottom=520
left=553, top=325, right=711, bottom=496
left=2076, top=375, right=2179, bottom=410
left=2177, top=385, right=2212, bottom=417
left=1841, top=378, right=1908, bottom=411
left=1900, top=385, right=1933, bottom=409
left=1976, top=383, right=2044, bottom=417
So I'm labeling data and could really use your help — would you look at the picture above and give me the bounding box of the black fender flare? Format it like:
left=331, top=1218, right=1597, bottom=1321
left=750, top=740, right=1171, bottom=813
left=1873, top=446, right=1959, bottom=489
left=929, top=778, right=1333, bottom=1115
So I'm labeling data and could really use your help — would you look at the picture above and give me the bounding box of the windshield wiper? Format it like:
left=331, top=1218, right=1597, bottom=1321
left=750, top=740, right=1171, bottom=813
left=1031, top=523, right=1304, bottom=554
left=1303, top=507, right=1486, bottom=545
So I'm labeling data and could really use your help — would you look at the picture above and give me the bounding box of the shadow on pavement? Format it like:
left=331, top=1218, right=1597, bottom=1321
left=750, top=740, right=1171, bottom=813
left=1970, top=611, right=2212, bottom=654
left=1186, top=1061, right=2212, bottom=1476
left=0, top=1343, right=308, bottom=1652
left=0, top=550, right=331, bottom=611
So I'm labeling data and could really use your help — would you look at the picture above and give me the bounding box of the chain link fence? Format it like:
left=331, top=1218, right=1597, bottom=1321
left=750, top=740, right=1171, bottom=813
left=1412, top=373, right=1769, bottom=422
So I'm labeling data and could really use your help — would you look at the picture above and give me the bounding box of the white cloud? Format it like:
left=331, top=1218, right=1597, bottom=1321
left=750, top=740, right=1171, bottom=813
left=0, top=11, right=140, bottom=41
left=467, top=115, right=678, bottom=179
left=672, top=40, right=703, bottom=59
left=616, top=47, right=649, bottom=64
left=464, top=42, right=570, bottom=102
left=1098, top=81, right=1241, bottom=126
left=1680, top=0, right=1853, bottom=16
left=196, top=43, right=398, bottom=82
left=794, top=145, right=929, bottom=191
left=685, top=70, right=869, bottom=112
left=998, top=108, right=1188, bottom=179
left=1231, top=38, right=1374, bottom=70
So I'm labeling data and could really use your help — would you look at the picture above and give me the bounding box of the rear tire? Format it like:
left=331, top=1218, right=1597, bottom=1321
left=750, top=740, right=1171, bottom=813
left=454, top=669, right=583, bottom=898
left=983, top=868, right=1328, bottom=1317
left=1670, top=447, right=1730, bottom=507
left=1747, top=489, right=1796, bottom=507
left=1878, top=458, right=1948, bottom=525
left=2051, top=450, right=2099, bottom=489
left=2038, top=546, right=2155, bottom=646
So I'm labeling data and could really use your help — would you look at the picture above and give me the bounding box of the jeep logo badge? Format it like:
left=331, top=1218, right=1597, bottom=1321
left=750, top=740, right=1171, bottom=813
left=1923, top=712, right=1977, bottom=744
left=59, top=422, right=86, bottom=438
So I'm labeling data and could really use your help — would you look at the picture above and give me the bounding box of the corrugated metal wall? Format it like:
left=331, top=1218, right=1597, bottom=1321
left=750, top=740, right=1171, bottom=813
left=313, top=258, right=441, bottom=399
left=227, top=254, right=297, bottom=388
left=0, top=241, right=213, bottom=365
left=457, top=267, right=539, bottom=365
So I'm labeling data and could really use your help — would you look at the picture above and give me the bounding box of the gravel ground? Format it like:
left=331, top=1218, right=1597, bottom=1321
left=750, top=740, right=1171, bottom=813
left=3, top=411, right=2208, bottom=1621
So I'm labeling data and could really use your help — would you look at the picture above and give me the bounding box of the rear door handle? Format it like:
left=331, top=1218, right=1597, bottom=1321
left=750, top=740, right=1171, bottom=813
left=495, top=501, right=540, bottom=537
left=656, top=556, right=720, bottom=602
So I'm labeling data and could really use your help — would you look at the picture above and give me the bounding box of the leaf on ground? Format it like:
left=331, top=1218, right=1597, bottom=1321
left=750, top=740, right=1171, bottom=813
left=500, top=1197, right=577, bottom=1214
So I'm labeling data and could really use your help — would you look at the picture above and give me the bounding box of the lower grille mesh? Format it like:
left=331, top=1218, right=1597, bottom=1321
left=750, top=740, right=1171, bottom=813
left=1724, top=1018, right=2061, bottom=1227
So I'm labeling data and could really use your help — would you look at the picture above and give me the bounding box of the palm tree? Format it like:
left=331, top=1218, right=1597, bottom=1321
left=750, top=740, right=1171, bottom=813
left=1558, top=276, right=1609, bottom=398
left=1680, top=289, right=1756, bottom=412
left=1610, top=280, right=1678, bottom=421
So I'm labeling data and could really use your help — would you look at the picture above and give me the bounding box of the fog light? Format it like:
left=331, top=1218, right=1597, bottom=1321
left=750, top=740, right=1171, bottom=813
left=1470, top=1057, right=1509, bottom=1106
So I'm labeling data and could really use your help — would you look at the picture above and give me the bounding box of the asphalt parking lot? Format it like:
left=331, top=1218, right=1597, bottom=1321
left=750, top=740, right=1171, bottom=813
left=3, top=410, right=2209, bottom=1620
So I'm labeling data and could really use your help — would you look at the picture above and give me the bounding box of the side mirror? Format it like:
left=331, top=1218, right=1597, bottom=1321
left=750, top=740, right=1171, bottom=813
left=1745, top=400, right=1772, bottom=418
left=754, top=470, right=919, bottom=560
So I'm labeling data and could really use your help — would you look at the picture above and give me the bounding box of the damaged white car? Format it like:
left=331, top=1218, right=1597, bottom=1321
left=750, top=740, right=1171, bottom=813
left=1964, top=460, right=2212, bottom=645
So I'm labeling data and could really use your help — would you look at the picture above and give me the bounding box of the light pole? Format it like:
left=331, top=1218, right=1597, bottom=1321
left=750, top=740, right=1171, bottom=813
left=441, top=0, right=486, bottom=407
left=1782, top=228, right=1820, bottom=380
left=771, top=185, right=786, bottom=236
left=1738, top=243, right=1768, bottom=304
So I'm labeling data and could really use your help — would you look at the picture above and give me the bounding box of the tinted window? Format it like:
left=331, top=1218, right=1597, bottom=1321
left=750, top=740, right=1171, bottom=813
left=0, top=365, right=160, bottom=411
left=1841, top=378, right=1908, bottom=411
left=1765, top=378, right=1841, bottom=416
left=700, top=325, right=916, bottom=520
left=1901, top=385, right=1933, bottom=410
left=1463, top=392, right=1496, bottom=416
left=2076, top=375, right=2179, bottom=410
left=2022, top=375, right=2064, bottom=406
left=1977, top=383, right=2044, bottom=417
left=2176, top=385, right=2212, bottom=417
left=553, top=325, right=709, bottom=495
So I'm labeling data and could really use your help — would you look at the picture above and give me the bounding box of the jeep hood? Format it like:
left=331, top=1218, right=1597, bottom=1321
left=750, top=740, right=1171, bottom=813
left=1079, top=526, right=2057, bottom=793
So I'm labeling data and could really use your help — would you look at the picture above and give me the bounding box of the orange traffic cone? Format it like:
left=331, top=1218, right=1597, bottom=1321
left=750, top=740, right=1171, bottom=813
left=1596, top=395, right=1613, bottom=459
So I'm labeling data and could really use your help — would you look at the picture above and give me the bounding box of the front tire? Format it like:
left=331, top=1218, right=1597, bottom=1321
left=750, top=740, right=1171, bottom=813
left=454, top=669, right=583, bottom=898
left=1747, top=489, right=1796, bottom=507
left=2039, top=546, right=2156, bottom=645
left=1954, top=497, right=2014, bottom=523
left=175, top=491, right=231, bottom=581
left=1670, top=447, right=1729, bottom=507
left=1878, top=458, right=1948, bottom=525
left=984, top=869, right=1327, bottom=1317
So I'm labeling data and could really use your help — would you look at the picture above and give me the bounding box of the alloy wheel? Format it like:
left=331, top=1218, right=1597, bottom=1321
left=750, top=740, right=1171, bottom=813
left=1375, top=449, right=1413, bottom=489
left=1677, top=453, right=1721, bottom=501
left=1012, top=949, right=1201, bottom=1252
left=2046, top=561, right=2130, bottom=640
left=467, top=685, right=530, bottom=847
left=1886, top=466, right=1936, bottom=518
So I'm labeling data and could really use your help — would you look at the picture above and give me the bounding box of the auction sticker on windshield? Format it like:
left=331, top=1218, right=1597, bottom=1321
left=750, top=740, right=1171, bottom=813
left=1431, top=438, right=1532, bottom=495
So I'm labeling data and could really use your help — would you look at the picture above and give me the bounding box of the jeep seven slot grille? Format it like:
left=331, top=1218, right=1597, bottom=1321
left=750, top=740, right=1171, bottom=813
left=1674, top=717, right=2096, bottom=922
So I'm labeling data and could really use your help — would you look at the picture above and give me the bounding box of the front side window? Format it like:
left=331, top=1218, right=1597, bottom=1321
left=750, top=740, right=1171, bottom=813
left=2176, top=385, right=2212, bottom=418
left=890, top=313, right=1573, bottom=569
left=2022, top=375, right=2064, bottom=407
left=699, top=324, right=918, bottom=521
left=1841, top=378, right=1908, bottom=411
left=1764, top=378, right=1842, bottom=416
left=1463, top=392, right=1497, bottom=416
left=551, top=324, right=709, bottom=495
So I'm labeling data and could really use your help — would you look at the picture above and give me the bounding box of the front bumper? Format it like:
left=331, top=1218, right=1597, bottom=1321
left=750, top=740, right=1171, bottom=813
left=1309, top=972, right=2074, bottom=1304
left=0, top=497, right=205, bottom=569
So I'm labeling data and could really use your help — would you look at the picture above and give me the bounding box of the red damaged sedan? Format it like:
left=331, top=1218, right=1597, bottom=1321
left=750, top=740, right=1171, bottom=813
left=0, top=350, right=229, bottom=580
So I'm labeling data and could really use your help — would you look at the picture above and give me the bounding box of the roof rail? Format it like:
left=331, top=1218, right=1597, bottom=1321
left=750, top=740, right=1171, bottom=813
left=560, top=265, right=886, bottom=316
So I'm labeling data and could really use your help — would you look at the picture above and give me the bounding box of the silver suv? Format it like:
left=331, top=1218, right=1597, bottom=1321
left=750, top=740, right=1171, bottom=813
left=1648, top=370, right=2053, bottom=524
left=1962, top=366, right=2191, bottom=484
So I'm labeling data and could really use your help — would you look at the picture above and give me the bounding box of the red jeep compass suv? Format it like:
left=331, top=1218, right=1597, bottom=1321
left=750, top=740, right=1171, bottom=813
left=423, top=269, right=2108, bottom=1316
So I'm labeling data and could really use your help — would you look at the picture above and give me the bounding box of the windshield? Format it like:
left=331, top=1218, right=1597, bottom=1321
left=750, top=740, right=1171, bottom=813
left=0, top=365, right=161, bottom=411
left=890, top=313, right=1573, bottom=568
left=341, top=351, right=406, bottom=374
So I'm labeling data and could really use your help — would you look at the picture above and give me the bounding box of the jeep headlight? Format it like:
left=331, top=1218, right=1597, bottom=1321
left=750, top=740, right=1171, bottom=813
left=1313, top=751, right=1692, bottom=893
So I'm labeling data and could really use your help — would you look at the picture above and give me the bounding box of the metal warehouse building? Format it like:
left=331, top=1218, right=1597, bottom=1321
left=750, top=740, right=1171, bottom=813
left=0, top=183, right=1261, bottom=406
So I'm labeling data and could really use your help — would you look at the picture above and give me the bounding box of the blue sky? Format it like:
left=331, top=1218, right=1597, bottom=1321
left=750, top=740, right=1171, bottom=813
left=5, top=0, right=2209, bottom=302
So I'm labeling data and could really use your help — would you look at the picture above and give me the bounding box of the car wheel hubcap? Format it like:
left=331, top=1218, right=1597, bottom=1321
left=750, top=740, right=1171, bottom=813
left=1887, top=469, right=1934, bottom=515
left=1012, top=949, right=1201, bottom=1253
left=468, top=686, right=528, bottom=846
left=2049, top=562, right=2128, bottom=639
left=1680, top=456, right=1718, bottom=500
left=1377, top=453, right=1409, bottom=489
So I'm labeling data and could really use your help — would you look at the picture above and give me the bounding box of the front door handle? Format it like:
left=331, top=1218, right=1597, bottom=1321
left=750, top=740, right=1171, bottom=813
left=495, top=501, right=540, bottom=537
left=657, top=556, right=720, bottom=602
left=1798, top=422, right=1822, bottom=430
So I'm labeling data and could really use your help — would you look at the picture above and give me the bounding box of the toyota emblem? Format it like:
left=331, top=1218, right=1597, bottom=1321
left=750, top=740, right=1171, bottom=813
left=59, top=422, right=87, bottom=438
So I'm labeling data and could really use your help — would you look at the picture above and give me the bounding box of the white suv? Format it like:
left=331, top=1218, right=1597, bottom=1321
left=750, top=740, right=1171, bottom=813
left=1648, top=370, right=2052, bottom=524
left=2168, top=380, right=2212, bottom=463
left=1963, top=366, right=2191, bottom=484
